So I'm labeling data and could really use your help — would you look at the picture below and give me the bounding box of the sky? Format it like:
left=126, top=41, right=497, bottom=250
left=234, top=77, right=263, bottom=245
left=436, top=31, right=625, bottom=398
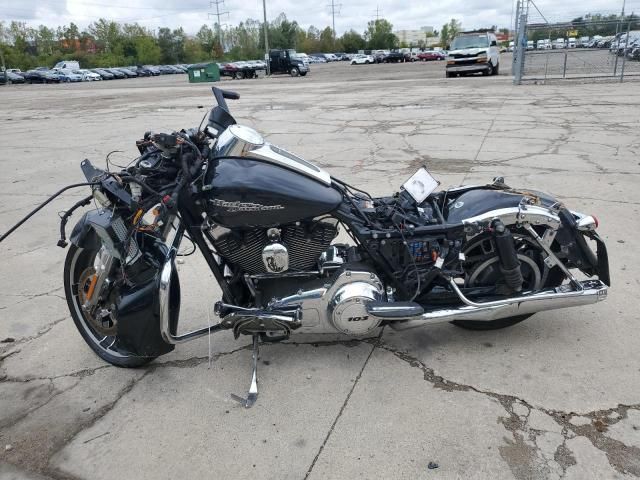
left=0, top=0, right=633, bottom=36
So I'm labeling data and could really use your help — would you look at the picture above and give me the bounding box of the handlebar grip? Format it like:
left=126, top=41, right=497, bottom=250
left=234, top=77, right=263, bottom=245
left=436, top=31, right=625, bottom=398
left=222, top=90, right=240, bottom=100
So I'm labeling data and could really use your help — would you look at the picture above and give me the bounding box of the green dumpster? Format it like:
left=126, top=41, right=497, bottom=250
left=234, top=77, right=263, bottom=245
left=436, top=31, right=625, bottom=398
left=188, top=62, right=220, bottom=83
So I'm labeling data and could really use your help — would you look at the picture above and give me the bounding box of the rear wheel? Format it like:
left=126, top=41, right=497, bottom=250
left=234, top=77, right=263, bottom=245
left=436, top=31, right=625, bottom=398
left=234, top=71, right=244, bottom=80
left=64, top=244, right=155, bottom=367
left=452, top=231, right=565, bottom=331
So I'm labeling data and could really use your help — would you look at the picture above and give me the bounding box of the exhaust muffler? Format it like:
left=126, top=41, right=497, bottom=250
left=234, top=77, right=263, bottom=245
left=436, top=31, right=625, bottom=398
left=373, top=279, right=608, bottom=331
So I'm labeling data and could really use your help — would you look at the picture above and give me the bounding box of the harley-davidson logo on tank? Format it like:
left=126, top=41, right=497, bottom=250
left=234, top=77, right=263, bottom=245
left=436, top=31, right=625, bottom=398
left=209, top=199, right=285, bottom=212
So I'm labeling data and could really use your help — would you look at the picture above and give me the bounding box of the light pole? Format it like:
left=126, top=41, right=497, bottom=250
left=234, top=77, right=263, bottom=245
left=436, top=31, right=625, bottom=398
left=262, top=0, right=270, bottom=75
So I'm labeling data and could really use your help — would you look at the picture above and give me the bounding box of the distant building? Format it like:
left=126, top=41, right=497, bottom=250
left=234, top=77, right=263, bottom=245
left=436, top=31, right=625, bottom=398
left=395, top=26, right=435, bottom=46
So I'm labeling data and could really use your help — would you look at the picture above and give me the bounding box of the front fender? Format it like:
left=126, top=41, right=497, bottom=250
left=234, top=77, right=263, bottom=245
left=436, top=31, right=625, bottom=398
left=69, top=210, right=104, bottom=249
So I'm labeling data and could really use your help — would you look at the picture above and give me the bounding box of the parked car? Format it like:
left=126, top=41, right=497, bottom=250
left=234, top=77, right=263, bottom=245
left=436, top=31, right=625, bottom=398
left=74, top=69, right=102, bottom=81
left=0, top=70, right=25, bottom=84
left=384, top=51, right=406, bottom=63
left=446, top=30, right=500, bottom=77
left=333, top=52, right=348, bottom=61
left=91, top=68, right=115, bottom=80
left=129, top=66, right=151, bottom=77
left=158, top=65, right=175, bottom=74
left=350, top=54, right=374, bottom=65
left=373, top=52, right=387, bottom=63
left=417, top=51, right=445, bottom=61
left=104, top=68, right=126, bottom=79
left=308, top=55, right=327, bottom=63
left=553, top=38, right=566, bottom=49
left=143, top=65, right=161, bottom=75
left=219, top=62, right=240, bottom=78
left=23, top=69, right=61, bottom=83
left=57, top=70, right=84, bottom=82
left=117, top=67, right=138, bottom=78
left=324, top=53, right=339, bottom=62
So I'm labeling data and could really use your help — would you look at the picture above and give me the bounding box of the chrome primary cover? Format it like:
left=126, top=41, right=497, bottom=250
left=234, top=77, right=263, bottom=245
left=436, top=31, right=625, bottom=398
left=268, top=268, right=385, bottom=336
left=329, top=281, right=384, bottom=335
left=214, top=124, right=332, bottom=185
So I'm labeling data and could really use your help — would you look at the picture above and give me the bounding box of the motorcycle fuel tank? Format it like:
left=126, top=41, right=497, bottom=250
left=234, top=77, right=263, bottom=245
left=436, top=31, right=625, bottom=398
left=204, top=157, right=343, bottom=227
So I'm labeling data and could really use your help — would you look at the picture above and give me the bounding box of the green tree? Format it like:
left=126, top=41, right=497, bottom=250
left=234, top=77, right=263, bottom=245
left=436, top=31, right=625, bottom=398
left=135, top=35, right=161, bottom=64
left=440, top=19, right=461, bottom=46
left=340, top=29, right=366, bottom=52
left=365, top=19, right=398, bottom=49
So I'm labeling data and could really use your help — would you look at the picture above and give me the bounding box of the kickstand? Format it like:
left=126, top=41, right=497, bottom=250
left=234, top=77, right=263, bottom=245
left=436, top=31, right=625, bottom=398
left=231, top=334, right=259, bottom=408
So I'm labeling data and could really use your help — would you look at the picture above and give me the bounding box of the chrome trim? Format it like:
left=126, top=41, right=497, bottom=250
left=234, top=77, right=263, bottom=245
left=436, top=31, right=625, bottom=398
left=245, top=144, right=332, bottom=185
left=523, top=224, right=582, bottom=290
left=213, top=124, right=331, bottom=185
left=262, top=242, right=289, bottom=273
left=572, top=210, right=597, bottom=232
left=386, top=279, right=608, bottom=331
left=215, top=124, right=265, bottom=157
left=462, top=205, right=562, bottom=232
left=269, top=269, right=383, bottom=334
left=159, top=249, right=225, bottom=344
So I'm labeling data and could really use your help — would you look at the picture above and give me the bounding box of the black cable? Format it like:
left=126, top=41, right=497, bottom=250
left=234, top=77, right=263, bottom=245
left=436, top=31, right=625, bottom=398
left=0, top=183, right=99, bottom=244
left=393, top=221, right=421, bottom=302
left=331, top=177, right=373, bottom=200
left=57, top=194, right=93, bottom=247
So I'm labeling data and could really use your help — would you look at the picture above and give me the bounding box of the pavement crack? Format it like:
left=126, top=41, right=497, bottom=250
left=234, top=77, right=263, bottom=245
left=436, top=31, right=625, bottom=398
left=375, top=340, right=640, bottom=477
left=303, top=332, right=382, bottom=479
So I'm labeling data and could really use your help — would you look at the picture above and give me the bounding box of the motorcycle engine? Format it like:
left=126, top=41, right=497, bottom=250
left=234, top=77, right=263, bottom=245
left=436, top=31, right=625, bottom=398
left=210, top=218, right=339, bottom=274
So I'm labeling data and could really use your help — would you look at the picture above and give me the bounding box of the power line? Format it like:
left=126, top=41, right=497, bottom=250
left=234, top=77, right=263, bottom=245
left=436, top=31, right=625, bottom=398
left=327, top=0, right=342, bottom=40
left=208, top=0, right=228, bottom=48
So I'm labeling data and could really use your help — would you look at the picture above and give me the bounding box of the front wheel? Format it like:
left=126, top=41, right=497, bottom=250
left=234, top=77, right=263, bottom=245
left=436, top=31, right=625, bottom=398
left=64, top=244, right=155, bottom=367
left=234, top=71, right=244, bottom=80
left=290, top=67, right=299, bottom=77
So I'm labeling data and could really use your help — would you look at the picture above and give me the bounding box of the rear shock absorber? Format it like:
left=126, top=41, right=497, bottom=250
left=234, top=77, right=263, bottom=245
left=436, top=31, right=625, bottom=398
left=492, top=220, right=523, bottom=292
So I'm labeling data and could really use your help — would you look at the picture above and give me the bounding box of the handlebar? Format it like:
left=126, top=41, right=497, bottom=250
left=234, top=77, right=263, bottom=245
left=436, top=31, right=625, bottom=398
left=212, top=87, right=240, bottom=112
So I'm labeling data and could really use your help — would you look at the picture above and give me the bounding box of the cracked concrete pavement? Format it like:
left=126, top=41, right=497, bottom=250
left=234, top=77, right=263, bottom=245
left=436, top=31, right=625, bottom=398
left=1, top=61, right=638, bottom=479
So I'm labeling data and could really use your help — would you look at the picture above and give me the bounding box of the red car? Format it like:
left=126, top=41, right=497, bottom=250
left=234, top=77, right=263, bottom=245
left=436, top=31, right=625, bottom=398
left=417, top=51, right=445, bottom=61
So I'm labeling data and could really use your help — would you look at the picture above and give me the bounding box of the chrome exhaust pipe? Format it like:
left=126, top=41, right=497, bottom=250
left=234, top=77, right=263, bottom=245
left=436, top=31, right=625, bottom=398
left=385, top=279, right=608, bottom=332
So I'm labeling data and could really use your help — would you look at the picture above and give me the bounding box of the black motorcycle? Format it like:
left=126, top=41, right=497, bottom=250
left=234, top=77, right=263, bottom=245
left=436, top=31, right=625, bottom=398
left=1, top=87, right=610, bottom=407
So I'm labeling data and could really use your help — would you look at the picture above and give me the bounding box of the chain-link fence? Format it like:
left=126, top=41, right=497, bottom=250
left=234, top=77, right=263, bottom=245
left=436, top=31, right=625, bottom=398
left=513, top=0, right=640, bottom=83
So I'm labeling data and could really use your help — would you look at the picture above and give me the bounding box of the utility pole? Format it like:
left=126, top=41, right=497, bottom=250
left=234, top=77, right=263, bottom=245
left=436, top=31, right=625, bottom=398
left=372, top=5, right=382, bottom=21
left=262, top=0, right=270, bottom=75
left=208, top=0, right=228, bottom=51
left=327, top=0, right=342, bottom=41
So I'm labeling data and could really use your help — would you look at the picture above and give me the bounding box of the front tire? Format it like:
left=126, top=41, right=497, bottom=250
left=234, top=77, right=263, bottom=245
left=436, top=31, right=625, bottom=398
left=290, top=67, right=299, bottom=77
left=64, top=244, right=155, bottom=367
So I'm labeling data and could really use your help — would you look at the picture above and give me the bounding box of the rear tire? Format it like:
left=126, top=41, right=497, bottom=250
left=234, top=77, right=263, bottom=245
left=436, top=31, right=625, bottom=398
left=64, top=244, right=155, bottom=367
left=451, top=231, right=565, bottom=331
left=234, top=71, right=244, bottom=80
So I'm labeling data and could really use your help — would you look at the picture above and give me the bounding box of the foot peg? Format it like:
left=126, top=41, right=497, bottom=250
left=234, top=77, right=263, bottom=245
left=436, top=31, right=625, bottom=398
left=231, top=334, right=260, bottom=408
